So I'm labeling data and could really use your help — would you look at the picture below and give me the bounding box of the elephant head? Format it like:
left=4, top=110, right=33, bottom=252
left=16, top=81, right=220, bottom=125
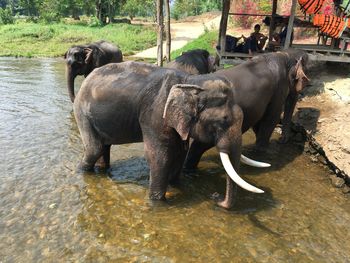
left=290, top=56, right=310, bottom=93
left=65, top=45, right=96, bottom=103
left=163, top=81, right=267, bottom=208
left=65, top=40, right=123, bottom=103
left=279, top=50, right=310, bottom=143
left=166, top=49, right=218, bottom=75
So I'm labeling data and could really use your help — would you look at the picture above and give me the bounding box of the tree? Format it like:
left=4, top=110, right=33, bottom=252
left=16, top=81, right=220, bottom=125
left=165, top=0, right=171, bottom=62
left=18, top=0, right=40, bottom=16
left=121, top=0, right=154, bottom=20
left=156, top=0, right=163, bottom=66
left=172, top=0, right=221, bottom=19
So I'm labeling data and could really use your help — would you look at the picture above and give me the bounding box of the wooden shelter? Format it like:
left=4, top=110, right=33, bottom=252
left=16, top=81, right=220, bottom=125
left=217, top=0, right=350, bottom=64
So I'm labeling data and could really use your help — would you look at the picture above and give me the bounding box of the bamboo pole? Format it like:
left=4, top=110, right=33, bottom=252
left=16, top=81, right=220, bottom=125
left=283, top=0, right=297, bottom=49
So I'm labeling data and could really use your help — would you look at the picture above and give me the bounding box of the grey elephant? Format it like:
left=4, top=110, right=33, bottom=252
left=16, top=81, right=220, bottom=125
left=73, top=61, right=269, bottom=209
left=65, top=40, right=123, bottom=102
left=185, top=49, right=309, bottom=169
left=166, top=49, right=218, bottom=74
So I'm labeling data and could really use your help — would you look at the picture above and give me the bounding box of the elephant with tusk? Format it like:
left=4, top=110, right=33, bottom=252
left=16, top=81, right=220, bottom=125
left=64, top=40, right=123, bottom=103
left=73, top=61, right=269, bottom=209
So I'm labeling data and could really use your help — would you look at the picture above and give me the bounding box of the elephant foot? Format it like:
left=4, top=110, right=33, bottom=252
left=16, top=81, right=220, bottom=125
left=94, top=163, right=110, bottom=171
left=149, top=191, right=166, bottom=201
left=211, top=192, right=234, bottom=209
left=77, top=162, right=95, bottom=172
left=217, top=199, right=234, bottom=209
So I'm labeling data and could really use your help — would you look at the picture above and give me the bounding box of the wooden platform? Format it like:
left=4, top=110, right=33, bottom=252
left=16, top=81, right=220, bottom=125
left=217, top=45, right=350, bottom=65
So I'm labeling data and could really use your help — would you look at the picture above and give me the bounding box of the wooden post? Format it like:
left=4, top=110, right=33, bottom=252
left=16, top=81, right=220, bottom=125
left=165, top=0, right=171, bottom=62
left=283, top=0, right=297, bottom=49
left=218, top=0, right=230, bottom=54
left=156, top=0, right=164, bottom=66
left=268, top=0, right=278, bottom=42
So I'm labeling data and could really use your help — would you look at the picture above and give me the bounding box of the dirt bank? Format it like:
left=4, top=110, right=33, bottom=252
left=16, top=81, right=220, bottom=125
left=292, top=61, right=350, bottom=186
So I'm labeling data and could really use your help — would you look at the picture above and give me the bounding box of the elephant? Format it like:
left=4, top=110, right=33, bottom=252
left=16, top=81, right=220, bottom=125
left=73, top=61, right=270, bottom=209
left=166, top=49, right=218, bottom=74
left=65, top=40, right=123, bottom=102
left=184, top=49, right=309, bottom=170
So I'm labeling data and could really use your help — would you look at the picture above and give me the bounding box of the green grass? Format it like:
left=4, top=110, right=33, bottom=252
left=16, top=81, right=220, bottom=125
left=0, top=21, right=157, bottom=57
left=170, top=30, right=218, bottom=59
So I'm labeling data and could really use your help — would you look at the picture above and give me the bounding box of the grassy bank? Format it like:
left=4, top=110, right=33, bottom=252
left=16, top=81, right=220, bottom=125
left=0, top=21, right=157, bottom=57
left=170, top=30, right=218, bottom=59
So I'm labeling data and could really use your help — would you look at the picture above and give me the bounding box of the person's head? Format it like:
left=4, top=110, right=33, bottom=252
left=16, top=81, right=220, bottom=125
left=254, top=24, right=261, bottom=33
left=273, top=33, right=280, bottom=42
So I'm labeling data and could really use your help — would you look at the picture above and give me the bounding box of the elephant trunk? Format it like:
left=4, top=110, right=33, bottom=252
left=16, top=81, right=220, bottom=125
left=215, top=126, right=266, bottom=208
left=66, top=65, right=76, bottom=103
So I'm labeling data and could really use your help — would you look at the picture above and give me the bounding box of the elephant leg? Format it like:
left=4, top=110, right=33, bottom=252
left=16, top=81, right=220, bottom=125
left=95, top=145, right=111, bottom=169
left=76, top=116, right=104, bottom=171
left=168, top=147, right=187, bottom=186
left=252, top=122, right=260, bottom=138
left=218, top=173, right=238, bottom=209
left=184, top=140, right=212, bottom=170
left=143, top=137, right=185, bottom=201
left=255, top=99, right=283, bottom=148
left=280, top=93, right=298, bottom=144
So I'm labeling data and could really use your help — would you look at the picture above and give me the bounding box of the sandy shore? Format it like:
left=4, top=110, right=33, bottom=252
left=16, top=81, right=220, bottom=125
left=293, top=61, right=350, bottom=184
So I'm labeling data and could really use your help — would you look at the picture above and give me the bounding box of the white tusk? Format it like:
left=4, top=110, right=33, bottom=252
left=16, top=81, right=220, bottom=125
left=220, top=152, right=264, bottom=194
left=240, top=154, right=271, bottom=168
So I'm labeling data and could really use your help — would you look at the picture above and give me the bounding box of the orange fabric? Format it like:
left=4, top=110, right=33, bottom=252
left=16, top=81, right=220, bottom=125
left=298, top=0, right=326, bottom=14
left=313, top=14, right=348, bottom=38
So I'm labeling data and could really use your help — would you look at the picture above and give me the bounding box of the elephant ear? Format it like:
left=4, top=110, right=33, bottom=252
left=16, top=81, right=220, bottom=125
left=84, top=48, right=93, bottom=64
left=207, top=55, right=217, bottom=73
left=163, top=84, right=203, bottom=141
left=290, top=57, right=310, bottom=93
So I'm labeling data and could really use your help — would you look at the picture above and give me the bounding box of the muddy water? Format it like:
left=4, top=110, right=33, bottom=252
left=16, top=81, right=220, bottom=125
left=0, top=57, right=349, bottom=262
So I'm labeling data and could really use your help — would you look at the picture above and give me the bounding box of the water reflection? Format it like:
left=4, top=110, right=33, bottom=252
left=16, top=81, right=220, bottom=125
left=0, top=57, right=349, bottom=262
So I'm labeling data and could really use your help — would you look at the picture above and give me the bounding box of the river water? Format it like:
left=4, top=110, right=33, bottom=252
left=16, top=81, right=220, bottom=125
left=0, top=57, right=349, bottom=262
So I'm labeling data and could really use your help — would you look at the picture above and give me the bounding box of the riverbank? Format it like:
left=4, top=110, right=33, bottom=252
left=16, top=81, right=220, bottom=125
left=287, top=61, right=350, bottom=191
left=0, top=21, right=156, bottom=57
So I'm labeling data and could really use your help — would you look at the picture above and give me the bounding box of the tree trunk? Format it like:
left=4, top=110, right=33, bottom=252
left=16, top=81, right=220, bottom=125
left=156, top=0, right=164, bottom=66
left=165, top=0, right=171, bottom=62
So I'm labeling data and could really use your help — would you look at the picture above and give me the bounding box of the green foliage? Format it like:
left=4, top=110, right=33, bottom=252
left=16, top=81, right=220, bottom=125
left=87, top=16, right=103, bottom=27
left=0, top=21, right=157, bottom=57
left=259, top=0, right=272, bottom=13
left=172, top=0, right=221, bottom=20
left=171, top=30, right=218, bottom=59
left=121, top=0, right=154, bottom=20
left=0, top=6, right=14, bottom=24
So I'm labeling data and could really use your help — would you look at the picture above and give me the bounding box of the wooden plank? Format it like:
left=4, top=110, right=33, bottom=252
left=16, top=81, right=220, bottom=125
left=220, top=51, right=253, bottom=58
left=308, top=53, right=350, bottom=62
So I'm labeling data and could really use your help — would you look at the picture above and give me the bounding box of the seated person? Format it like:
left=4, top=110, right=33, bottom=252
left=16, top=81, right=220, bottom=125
left=268, top=26, right=294, bottom=50
left=249, top=24, right=268, bottom=51
left=219, top=25, right=267, bottom=55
